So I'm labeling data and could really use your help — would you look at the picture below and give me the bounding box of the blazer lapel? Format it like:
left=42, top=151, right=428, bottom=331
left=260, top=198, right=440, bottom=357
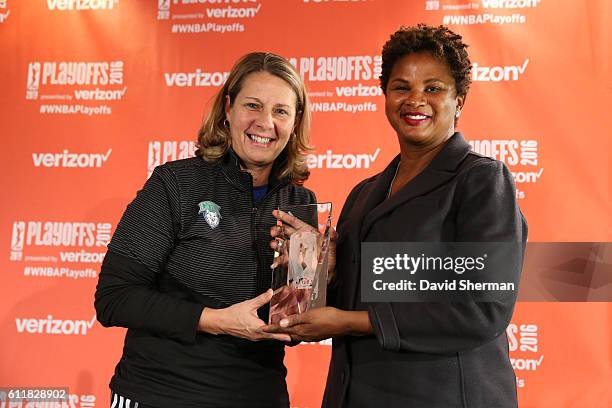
left=359, top=133, right=472, bottom=241
left=355, top=155, right=401, bottom=230
left=337, top=157, right=399, bottom=309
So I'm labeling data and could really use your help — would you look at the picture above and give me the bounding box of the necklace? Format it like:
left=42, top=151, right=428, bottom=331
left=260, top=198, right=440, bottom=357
left=387, top=161, right=401, bottom=199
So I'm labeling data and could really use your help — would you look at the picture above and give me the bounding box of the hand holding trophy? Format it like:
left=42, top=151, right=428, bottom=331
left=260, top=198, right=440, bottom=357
left=268, top=203, right=332, bottom=324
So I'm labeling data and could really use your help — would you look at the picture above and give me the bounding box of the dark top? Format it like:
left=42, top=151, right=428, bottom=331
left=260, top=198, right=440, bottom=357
left=95, top=151, right=315, bottom=408
left=322, top=133, right=528, bottom=408
left=253, top=184, right=269, bottom=206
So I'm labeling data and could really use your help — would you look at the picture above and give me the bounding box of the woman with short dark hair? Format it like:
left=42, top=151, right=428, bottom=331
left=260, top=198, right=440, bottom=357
left=265, top=25, right=527, bottom=408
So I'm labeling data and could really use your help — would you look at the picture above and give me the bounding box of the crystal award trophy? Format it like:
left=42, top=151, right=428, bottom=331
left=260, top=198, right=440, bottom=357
left=269, top=203, right=332, bottom=324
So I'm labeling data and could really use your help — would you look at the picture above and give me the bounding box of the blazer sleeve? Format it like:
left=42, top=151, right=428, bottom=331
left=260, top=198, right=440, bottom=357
left=94, top=166, right=204, bottom=344
left=367, top=160, right=528, bottom=354
left=328, top=179, right=370, bottom=304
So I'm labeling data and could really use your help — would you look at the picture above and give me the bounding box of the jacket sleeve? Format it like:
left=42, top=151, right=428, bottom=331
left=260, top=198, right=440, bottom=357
left=367, top=160, right=528, bottom=354
left=94, top=166, right=204, bottom=344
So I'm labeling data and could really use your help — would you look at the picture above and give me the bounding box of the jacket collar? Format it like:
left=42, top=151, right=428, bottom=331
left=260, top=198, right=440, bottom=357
left=359, top=132, right=471, bottom=240
left=218, top=147, right=290, bottom=191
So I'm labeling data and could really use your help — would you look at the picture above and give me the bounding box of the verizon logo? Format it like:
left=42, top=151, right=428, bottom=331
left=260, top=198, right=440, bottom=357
left=74, top=86, right=127, bottom=100
left=205, top=4, right=261, bottom=18
left=16, top=314, right=97, bottom=335
left=32, top=148, right=112, bottom=168
left=60, top=250, right=106, bottom=263
left=164, top=70, right=228, bottom=87
left=481, top=0, right=540, bottom=8
left=47, top=0, right=118, bottom=10
left=472, top=59, right=529, bottom=82
left=307, top=148, right=381, bottom=169
left=335, top=83, right=382, bottom=97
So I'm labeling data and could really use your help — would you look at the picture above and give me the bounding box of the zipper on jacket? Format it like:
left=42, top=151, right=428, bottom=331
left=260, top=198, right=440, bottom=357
left=254, top=181, right=288, bottom=237
left=252, top=182, right=287, bottom=295
left=219, top=163, right=290, bottom=297
left=250, top=178, right=259, bottom=266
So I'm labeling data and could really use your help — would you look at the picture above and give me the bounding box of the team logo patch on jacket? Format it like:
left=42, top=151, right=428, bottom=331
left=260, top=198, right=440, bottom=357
left=198, top=200, right=221, bottom=229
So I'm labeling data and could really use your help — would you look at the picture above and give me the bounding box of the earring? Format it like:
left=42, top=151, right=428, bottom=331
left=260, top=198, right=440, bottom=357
left=290, top=132, right=296, bottom=140
left=455, top=111, right=461, bottom=118
left=223, top=119, right=230, bottom=128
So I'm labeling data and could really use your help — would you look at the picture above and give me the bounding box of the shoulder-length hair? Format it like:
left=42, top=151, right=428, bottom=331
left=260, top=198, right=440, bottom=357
left=195, top=52, right=312, bottom=183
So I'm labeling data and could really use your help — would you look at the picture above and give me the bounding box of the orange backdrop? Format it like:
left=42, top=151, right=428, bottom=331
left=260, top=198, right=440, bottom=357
left=1, top=0, right=611, bottom=407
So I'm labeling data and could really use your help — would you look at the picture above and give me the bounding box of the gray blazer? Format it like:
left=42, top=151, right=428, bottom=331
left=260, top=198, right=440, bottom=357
left=322, top=133, right=527, bottom=408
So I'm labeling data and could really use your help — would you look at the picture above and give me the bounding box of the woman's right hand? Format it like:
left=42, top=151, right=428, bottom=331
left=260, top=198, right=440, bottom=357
left=197, top=289, right=291, bottom=342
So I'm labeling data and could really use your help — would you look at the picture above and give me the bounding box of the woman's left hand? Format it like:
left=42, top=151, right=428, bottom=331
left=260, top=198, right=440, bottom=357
left=262, top=307, right=372, bottom=342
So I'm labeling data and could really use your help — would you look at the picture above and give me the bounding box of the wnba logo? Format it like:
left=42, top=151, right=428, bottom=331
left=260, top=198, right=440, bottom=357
left=0, top=0, right=9, bottom=24
left=26, top=62, right=41, bottom=100
left=147, top=140, right=197, bottom=177
left=157, top=0, right=170, bottom=20
left=10, top=221, right=25, bottom=261
left=148, top=141, right=161, bottom=176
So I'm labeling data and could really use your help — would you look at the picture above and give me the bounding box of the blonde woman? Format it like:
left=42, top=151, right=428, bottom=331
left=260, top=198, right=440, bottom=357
left=95, top=52, right=315, bottom=408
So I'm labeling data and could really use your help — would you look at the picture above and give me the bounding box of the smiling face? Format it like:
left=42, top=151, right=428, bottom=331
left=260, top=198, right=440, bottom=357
left=385, top=52, right=464, bottom=150
left=225, top=71, right=297, bottom=173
